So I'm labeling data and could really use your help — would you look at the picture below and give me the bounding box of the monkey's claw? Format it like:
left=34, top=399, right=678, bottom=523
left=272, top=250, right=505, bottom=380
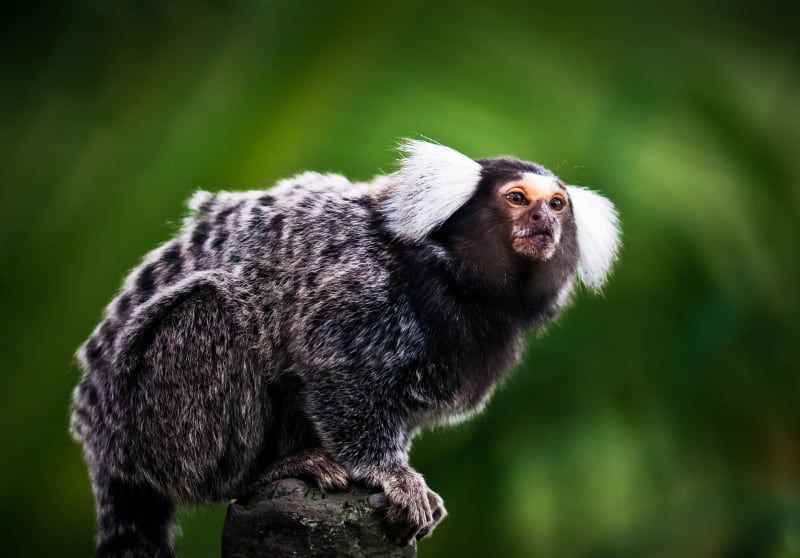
left=379, top=471, right=446, bottom=545
left=415, top=489, right=447, bottom=540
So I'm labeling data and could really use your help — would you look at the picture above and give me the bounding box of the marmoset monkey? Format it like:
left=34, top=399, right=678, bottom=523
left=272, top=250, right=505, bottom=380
left=71, top=140, right=620, bottom=557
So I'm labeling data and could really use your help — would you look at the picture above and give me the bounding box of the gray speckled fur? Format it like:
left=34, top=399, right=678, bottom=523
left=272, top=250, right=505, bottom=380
left=70, top=142, right=619, bottom=557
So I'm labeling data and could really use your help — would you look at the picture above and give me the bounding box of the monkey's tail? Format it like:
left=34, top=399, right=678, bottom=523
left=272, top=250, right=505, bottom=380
left=93, top=475, right=176, bottom=558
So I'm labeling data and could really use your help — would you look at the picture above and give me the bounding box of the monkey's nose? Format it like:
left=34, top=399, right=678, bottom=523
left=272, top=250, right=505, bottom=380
left=531, top=210, right=543, bottom=222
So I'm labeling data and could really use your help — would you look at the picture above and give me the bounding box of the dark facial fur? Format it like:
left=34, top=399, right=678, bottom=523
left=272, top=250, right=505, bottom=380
left=70, top=142, right=618, bottom=556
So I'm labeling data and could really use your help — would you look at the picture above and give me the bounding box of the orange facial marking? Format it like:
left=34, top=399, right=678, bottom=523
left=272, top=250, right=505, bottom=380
left=500, top=172, right=562, bottom=204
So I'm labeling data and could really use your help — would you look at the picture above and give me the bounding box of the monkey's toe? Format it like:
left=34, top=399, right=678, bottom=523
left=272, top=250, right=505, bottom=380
left=254, top=449, right=349, bottom=493
left=307, top=455, right=349, bottom=491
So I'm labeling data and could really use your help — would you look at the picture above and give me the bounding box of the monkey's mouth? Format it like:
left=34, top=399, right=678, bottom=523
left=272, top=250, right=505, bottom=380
left=512, top=227, right=557, bottom=259
left=513, top=227, right=553, bottom=244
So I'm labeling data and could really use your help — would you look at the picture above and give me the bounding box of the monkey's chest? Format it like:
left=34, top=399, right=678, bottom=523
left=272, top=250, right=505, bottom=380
left=418, top=333, right=524, bottom=426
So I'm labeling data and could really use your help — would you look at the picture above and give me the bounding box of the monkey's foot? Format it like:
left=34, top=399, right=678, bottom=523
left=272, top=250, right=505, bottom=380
left=256, top=450, right=349, bottom=492
left=373, top=470, right=447, bottom=545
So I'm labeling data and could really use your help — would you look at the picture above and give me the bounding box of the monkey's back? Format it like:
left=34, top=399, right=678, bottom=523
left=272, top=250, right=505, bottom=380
left=73, top=172, right=376, bottom=374
left=69, top=172, right=393, bottom=498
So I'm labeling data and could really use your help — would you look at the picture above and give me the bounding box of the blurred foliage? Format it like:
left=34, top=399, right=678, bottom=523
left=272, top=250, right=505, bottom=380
left=1, top=0, right=798, bottom=557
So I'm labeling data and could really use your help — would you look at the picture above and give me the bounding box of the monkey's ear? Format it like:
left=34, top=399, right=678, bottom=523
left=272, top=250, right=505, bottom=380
left=566, top=186, right=621, bottom=292
left=381, top=140, right=482, bottom=242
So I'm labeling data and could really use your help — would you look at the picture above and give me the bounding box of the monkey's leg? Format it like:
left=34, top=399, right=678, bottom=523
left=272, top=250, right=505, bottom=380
left=253, top=449, right=348, bottom=492
left=80, top=272, right=264, bottom=557
left=111, top=272, right=267, bottom=502
left=93, top=474, right=175, bottom=558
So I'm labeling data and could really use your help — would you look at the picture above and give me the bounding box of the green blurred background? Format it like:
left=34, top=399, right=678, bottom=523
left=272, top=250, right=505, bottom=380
left=1, top=0, right=798, bottom=556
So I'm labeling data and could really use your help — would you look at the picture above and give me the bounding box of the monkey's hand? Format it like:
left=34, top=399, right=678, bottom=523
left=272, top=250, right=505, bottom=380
left=302, top=370, right=447, bottom=544
left=373, top=467, right=447, bottom=545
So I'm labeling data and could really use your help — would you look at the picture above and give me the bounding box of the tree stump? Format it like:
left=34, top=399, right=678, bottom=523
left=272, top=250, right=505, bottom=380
left=222, top=478, right=416, bottom=557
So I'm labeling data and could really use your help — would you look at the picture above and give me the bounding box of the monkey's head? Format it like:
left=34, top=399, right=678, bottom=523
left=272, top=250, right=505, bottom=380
left=472, top=157, right=574, bottom=263
left=381, top=140, right=621, bottom=295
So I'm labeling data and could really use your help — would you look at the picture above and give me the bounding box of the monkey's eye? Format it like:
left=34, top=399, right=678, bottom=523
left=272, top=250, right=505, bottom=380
left=505, top=191, right=528, bottom=206
left=549, top=194, right=567, bottom=211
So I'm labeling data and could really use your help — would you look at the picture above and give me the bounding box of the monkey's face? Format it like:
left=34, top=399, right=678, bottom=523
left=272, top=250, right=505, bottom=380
left=496, top=172, right=571, bottom=262
left=389, top=141, right=618, bottom=293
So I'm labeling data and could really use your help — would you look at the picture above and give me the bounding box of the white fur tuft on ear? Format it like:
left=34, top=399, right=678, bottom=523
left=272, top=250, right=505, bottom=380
left=567, top=186, right=621, bottom=292
left=380, top=140, right=482, bottom=242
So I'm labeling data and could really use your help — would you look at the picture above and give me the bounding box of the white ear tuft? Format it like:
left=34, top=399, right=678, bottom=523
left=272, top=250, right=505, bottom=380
left=567, top=186, right=621, bottom=292
left=381, top=140, right=482, bottom=242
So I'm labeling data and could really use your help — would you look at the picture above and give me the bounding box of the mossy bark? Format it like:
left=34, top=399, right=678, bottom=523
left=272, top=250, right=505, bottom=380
left=222, top=479, right=416, bottom=557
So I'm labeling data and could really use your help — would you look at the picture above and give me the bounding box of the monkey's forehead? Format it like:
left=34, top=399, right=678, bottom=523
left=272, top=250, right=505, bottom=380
left=476, top=157, right=560, bottom=186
